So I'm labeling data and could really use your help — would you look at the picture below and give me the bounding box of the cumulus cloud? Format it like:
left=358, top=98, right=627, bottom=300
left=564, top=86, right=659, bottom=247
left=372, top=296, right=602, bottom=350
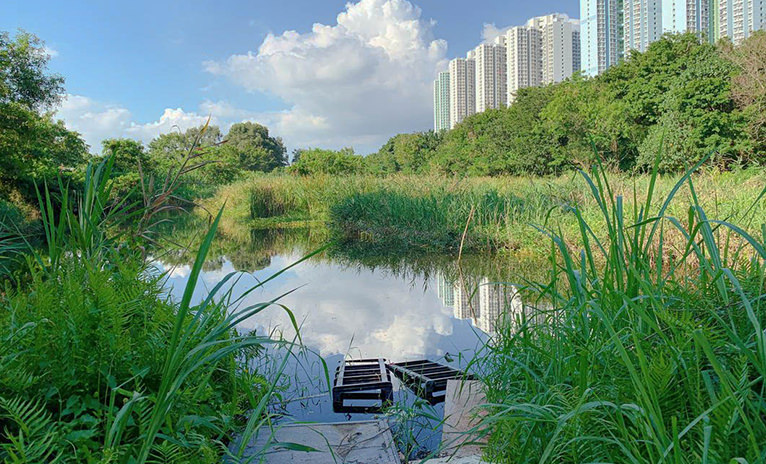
left=204, top=0, right=448, bottom=152
left=56, top=95, right=218, bottom=152
left=55, top=0, right=450, bottom=154
left=481, top=23, right=509, bottom=43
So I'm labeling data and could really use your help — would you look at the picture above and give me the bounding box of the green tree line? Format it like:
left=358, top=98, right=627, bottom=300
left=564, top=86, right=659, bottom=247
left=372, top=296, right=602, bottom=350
left=290, top=33, right=765, bottom=176
left=0, top=30, right=288, bottom=221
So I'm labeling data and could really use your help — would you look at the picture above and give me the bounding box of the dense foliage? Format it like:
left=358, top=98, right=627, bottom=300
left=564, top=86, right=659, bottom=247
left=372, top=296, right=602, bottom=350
left=102, top=121, right=288, bottom=200
left=0, top=30, right=288, bottom=224
left=0, top=31, right=87, bottom=202
left=0, top=159, right=281, bottom=463
left=427, top=34, right=762, bottom=175
left=288, top=147, right=364, bottom=175
left=287, top=33, right=765, bottom=177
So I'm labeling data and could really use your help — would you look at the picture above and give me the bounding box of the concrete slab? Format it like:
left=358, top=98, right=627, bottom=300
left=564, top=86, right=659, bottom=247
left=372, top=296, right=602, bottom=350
left=236, top=420, right=401, bottom=464
left=440, top=380, right=487, bottom=458
left=420, top=455, right=484, bottom=464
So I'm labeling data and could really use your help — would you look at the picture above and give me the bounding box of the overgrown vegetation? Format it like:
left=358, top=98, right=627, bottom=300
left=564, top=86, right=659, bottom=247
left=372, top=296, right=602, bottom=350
left=0, top=30, right=289, bottom=235
left=206, top=168, right=766, bottom=255
left=289, top=33, right=765, bottom=177
left=477, top=155, right=766, bottom=462
left=0, top=152, right=302, bottom=462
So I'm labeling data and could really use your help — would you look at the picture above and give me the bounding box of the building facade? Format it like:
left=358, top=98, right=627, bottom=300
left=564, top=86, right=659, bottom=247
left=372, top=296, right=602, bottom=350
left=473, top=40, right=507, bottom=112
left=535, top=14, right=582, bottom=84
left=718, top=0, right=765, bottom=44
left=506, top=25, right=542, bottom=104
left=506, top=14, right=580, bottom=104
left=433, top=71, right=450, bottom=133
left=620, top=0, right=765, bottom=52
left=625, top=0, right=713, bottom=53
left=624, top=0, right=662, bottom=52
left=448, top=57, right=476, bottom=129
left=662, top=0, right=712, bottom=40
left=581, top=0, right=623, bottom=76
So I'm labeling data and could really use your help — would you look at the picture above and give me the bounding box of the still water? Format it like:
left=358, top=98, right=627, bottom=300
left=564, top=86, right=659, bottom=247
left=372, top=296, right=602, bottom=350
left=154, top=227, right=530, bottom=452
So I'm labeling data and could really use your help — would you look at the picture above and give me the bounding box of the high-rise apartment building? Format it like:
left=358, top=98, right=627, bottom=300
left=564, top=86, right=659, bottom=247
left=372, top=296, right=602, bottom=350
left=581, top=0, right=623, bottom=76
left=433, top=71, right=450, bottom=133
left=663, top=0, right=712, bottom=39
left=718, top=0, right=765, bottom=44
left=506, top=25, right=542, bottom=104
left=506, top=14, right=580, bottom=104
left=452, top=280, right=479, bottom=321
left=625, top=0, right=712, bottom=53
left=448, top=57, right=476, bottom=129
left=624, top=0, right=662, bottom=52
left=534, top=14, right=582, bottom=84
left=621, top=0, right=764, bottom=52
left=473, top=40, right=507, bottom=112
left=434, top=12, right=581, bottom=126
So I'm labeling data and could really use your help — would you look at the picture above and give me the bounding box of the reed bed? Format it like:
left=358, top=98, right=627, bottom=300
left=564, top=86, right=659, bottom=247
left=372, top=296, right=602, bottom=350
left=206, top=168, right=766, bottom=255
left=474, top=157, right=766, bottom=463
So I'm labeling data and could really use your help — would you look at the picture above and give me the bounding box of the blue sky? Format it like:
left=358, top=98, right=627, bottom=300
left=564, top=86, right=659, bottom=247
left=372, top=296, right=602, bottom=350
left=2, top=0, right=577, bottom=153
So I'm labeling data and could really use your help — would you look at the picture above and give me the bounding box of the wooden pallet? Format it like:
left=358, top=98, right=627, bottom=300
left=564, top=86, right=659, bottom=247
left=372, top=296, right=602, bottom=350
left=332, top=358, right=394, bottom=413
left=387, top=360, right=475, bottom=404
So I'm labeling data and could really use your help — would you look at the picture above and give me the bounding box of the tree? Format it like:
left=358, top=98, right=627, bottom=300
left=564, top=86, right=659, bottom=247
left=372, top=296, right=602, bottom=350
left=541, top=77, right=635, bottom=169
left=635, top=37, right=750, bottom=171
left=224, top=122, right=287, bottom=172
left=368, top=131, right=442, bottom=174
left=147, top=125, right=241, bottom=189
left=102, top=139, right=150, bottom=175
left=726, top=31, right=766, bottom=157
left=431, top=109, right=513, bottom=176
left=290, top=148, right=304, bottom=165
left=289, top=148, right=364, bottom=175
left=0, top=31, right=64, bottom=111
left=430, top=86, right=560, bottom=176
left=0, top=31, right=86, bottom=196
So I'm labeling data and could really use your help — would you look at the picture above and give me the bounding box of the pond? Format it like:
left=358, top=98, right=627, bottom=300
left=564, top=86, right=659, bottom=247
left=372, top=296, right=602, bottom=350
left=153, top=226, right=539, bottom=455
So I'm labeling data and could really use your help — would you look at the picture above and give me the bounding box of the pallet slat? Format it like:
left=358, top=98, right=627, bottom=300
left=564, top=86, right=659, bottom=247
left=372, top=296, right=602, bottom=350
left=387, top=359, right=474, bottom=404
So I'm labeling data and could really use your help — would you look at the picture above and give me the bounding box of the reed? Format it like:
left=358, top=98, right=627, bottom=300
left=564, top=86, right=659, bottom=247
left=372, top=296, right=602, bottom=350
left=474, top=153, right=766, bottom=463
left=205, top=169, right=766, bottom=256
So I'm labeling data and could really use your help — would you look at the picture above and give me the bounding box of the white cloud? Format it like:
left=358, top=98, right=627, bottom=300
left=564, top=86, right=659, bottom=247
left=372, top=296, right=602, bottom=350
left=56, top=95, right=216, bottom=152
left=481, top=23, right=509, bottom=43
left=55, top=0, right=450, bottom=154
left=204, top=0, right=448, bottom=153
left=42, top=46, right=59, bottom=58
left=123, top=108, right=211, bottom=142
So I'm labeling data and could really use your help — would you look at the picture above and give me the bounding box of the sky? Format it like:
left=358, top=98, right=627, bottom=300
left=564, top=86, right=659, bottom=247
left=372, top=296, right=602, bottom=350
left=1, top=0, right=578, bottom=154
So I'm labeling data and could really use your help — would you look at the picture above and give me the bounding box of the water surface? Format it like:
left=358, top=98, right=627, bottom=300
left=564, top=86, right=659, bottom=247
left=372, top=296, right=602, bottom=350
left=155, top=227, right=532, bottom=452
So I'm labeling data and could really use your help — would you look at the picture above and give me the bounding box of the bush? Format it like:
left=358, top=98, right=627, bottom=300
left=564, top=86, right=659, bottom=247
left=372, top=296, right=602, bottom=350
left=289, top=148, right=364, bottom=176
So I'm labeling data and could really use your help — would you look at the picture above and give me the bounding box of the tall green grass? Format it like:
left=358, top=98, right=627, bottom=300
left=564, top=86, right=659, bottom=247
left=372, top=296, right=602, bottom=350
left=477, top=154, right=766, bottom=463
left=206, top=169, right=766, bottom=256
left=328, top=189, right=548, bottom=253
left=0, top=157, right=305, bottom=463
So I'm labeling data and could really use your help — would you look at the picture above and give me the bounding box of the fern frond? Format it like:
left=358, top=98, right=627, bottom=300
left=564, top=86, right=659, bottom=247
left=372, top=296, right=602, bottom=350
left=0, top=396, right=61, bottom=463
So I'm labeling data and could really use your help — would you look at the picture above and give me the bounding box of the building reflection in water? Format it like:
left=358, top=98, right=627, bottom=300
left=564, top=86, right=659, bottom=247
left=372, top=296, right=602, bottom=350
left=436, top=272, right=527, bottom=334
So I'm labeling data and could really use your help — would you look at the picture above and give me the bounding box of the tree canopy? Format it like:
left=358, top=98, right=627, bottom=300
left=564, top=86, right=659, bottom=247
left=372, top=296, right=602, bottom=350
left=0, top=31, right=86, bottom=197
left=289, top=148, right=364, bottom=175
left=364, top=33, right=764, bottom=176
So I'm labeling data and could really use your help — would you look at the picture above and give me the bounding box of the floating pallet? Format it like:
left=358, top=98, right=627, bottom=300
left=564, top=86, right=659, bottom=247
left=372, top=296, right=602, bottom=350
left=332, top=358, right=394, bottom=413
left=387, top=360, right=475, bottom=404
